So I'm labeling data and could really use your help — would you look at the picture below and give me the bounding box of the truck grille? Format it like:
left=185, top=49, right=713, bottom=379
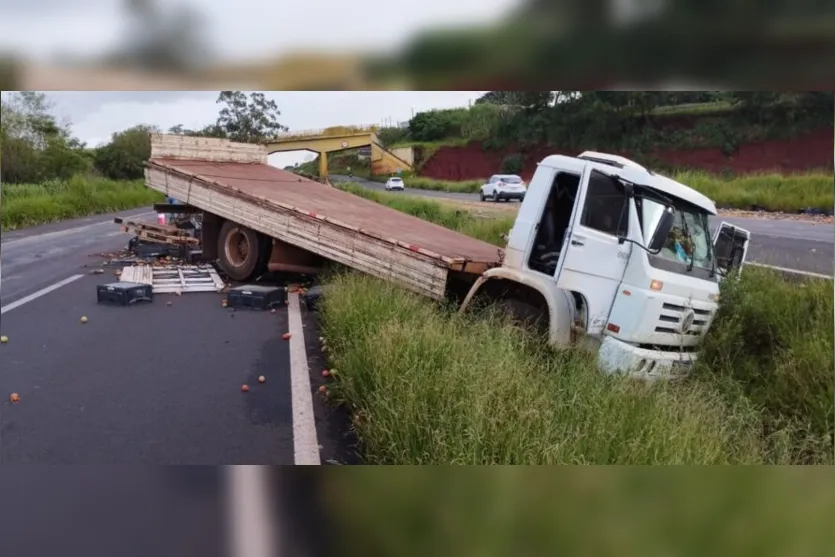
left=654, top=302, right=711, bottom=335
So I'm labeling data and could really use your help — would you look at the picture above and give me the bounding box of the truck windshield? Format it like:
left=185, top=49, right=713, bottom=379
left=636, top=195, right=715, bottom=278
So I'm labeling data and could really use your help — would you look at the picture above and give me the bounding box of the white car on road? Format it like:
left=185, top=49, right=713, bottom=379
left=385, top=177, right=405, bottom=191
left=480, top=174, right=526, bottom=202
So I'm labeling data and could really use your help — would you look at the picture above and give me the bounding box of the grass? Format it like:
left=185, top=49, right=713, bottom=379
left=675, top=170, right=834, bottom=213
left=0, top=176, right=163, bottom=231
left=374, top=170, right=834, bottom=213
left=695, top=270, right=834, bottom=461
left=339, top=184, right=513, bottom=245
left=321, top=186, right=833, bottom=464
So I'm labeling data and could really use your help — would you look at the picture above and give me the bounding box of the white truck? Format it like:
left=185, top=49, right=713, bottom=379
left=143, top=135, right=750, bottom=380
left=459, top=151, right=751, bottom=379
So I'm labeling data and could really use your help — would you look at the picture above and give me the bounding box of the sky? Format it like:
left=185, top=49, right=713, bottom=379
left=39, top=91, right=488, bottom=167
left=0, top=0, right=518, bottom=61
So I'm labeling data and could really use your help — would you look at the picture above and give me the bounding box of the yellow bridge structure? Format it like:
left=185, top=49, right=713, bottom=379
left=264, top=125, right=414, bottom=180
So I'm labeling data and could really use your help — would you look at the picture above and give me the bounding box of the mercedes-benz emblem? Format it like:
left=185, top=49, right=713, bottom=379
left=680, top=309, right=696, bottom=333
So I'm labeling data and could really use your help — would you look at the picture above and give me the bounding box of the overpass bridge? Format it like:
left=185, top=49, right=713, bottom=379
left=264, top=126, right=413, bottom=180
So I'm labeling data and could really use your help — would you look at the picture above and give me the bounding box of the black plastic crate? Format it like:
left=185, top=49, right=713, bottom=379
left=226, top=285, right=287, bottom=310
left=97, top=282, right=154, bottom=306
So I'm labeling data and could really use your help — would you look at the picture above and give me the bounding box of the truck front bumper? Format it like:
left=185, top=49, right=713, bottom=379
left=597, top=336, right=695, bottom=380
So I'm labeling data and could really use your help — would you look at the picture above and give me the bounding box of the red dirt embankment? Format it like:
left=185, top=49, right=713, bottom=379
left=420, top=128, right=834, bottom=180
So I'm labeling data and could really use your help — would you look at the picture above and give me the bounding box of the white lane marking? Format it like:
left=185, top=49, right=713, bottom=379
left=1, top=274, right=85, bottom=314
left=1, top=211, right=155, bottom=246
left=287, top=292, right=320, bottom=465
left=226, top=466, right=277, bottom=557
left=746, top=262, right=834, bottom=280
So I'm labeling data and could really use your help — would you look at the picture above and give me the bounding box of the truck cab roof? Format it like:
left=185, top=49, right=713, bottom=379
left=539, top=152, right=718, bottom=215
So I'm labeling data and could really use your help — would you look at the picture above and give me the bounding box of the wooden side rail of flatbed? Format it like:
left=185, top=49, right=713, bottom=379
left=144, top=134, right=503, bottom=300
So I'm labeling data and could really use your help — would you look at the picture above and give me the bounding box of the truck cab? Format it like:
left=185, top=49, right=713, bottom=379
left=460, top=152, right=751, bottom=379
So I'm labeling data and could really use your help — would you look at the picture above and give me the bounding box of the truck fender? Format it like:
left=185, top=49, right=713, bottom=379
left=459, top=267, right=576, bottom=347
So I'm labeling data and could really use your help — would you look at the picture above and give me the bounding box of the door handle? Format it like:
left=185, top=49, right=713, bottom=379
left=571, top=239, right=584, bottom=247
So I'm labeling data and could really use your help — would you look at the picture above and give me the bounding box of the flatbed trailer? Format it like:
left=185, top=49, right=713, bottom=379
left=143, top=134, right=503, bottom=300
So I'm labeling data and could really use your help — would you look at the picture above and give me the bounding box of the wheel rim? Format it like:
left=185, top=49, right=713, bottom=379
left=224, top=229, right=250, bottom=268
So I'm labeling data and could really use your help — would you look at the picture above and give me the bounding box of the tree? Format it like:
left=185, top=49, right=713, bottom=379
left=476, top=91, right=555, bottom=111
left=167, top=92, right=288, bottom=142
left=167, top=122, right=225, bottom=138
left=214, top=91, right=288, bottom=142
left=94, top=124, right=160, bottom=180
left=0, top=92, right=91, bottom=183
left=407, top=110, right=454, bottom=142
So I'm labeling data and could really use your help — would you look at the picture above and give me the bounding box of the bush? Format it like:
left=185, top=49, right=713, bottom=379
left=93, top=125, right=156, bottom=180
left=376, top=126, right=411, bottom=147
left=695, top=269, right=834, bottom=463
left=398, top=92, right=834, bottom=154
left=500, top=153, right=524, bottom=174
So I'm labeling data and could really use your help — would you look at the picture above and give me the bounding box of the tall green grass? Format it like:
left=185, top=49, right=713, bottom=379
left=1, top=176, right=163, bottom=230
left=675, top=170, right=833, bottom=212
left=695, top=270, right=834, bottom=461
left=320, top=274, right=778, bottom=464
left=320, top=186, right=833, bottom=464
left=378, top=171, right=834, bottom=212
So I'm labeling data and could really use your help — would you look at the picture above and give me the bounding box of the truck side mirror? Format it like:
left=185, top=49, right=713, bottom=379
left=648, top=208, right=675, bottom=252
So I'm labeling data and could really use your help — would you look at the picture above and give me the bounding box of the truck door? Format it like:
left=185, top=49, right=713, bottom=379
left=712, top=221, right=751, bottom=277
left=554, top=168, right=633, bottom=334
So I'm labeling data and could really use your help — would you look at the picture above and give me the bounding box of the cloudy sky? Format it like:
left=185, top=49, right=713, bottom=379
left=39, top=91, right=487, bottom=167
left=0, top=0, right=518, bottom=61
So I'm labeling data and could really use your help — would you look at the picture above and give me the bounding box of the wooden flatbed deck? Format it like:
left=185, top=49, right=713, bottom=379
left=143, top=134, right=504, bottom=299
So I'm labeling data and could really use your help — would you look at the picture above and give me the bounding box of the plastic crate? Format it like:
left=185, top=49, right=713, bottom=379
left=96, top=282, right=154, bottom=306
left=226, top=285, right=287, bottom=310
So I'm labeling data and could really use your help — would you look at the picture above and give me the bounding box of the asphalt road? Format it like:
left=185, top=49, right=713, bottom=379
left=0, top=209, right=354, bottom=465
left=0, top=270, right=297, bottom=464
left=1, top=208, right=156, bottom=307
left=333, top=175, right=834, bottom=276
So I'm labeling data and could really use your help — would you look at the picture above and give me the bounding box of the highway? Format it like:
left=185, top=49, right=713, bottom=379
left=333, top=175, right=835, bottom=277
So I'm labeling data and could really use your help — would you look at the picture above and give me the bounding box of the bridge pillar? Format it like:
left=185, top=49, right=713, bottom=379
left=318, top=151, right=328, bottom=180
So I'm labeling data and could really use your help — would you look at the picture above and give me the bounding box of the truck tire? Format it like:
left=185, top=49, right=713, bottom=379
left=496, top=298, right=548, bottom=335
left=217, top=221, right=263, bottom=281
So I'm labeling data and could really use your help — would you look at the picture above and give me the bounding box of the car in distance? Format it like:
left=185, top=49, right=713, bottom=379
left=385, top=177, right=405, bottom=191
left=480, top=174, right=526, bottom=202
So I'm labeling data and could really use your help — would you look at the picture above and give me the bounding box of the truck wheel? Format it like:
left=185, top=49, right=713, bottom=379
left=217, top=221, right=263, bottom=281
left=497, top=298, right=548, bottom=335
